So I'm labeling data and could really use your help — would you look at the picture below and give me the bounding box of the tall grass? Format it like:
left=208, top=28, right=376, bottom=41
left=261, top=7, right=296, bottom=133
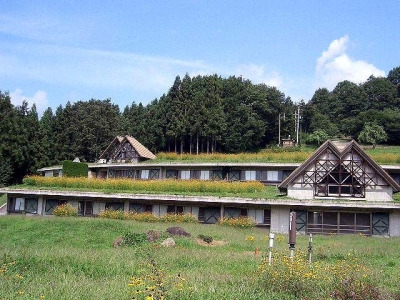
left=21, top=176, right=278, bottom=199
left=155, top=149, right=313, bottom=163
left=153, top=146, right=400, bottom=164
left=0, top=216, right=399, bottom=299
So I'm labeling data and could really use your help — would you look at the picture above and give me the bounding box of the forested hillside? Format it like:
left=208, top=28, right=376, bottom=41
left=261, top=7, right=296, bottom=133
left=1, top=66, right=399, bottom=185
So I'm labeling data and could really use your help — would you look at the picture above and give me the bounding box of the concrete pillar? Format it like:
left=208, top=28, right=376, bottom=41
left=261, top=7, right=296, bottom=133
left=37, top=196, right=44, bottom=215
left=389, top=210, right=400, bottom=237
left=124, top=200, right=129, bottom=212
left=270, top=206, right=291, bottom=234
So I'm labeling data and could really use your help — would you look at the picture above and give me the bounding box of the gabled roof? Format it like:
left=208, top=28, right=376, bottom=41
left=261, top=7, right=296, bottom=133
left=124, top=136, right=156, bottom=160
left=278, top=140, right=400, bottom=192
left=99, top=135, right=156, bottom=160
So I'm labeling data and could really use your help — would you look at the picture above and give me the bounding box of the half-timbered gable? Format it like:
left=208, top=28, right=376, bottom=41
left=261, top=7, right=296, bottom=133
left=99, top=136, right=156, bottom=163
left=278, top=140, right=400, bottom=201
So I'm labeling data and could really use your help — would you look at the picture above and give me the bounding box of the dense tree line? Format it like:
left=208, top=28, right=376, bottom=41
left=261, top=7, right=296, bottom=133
left=1, top=67, right=400, bottom=185
left=302, top=66, right=400, bottom=144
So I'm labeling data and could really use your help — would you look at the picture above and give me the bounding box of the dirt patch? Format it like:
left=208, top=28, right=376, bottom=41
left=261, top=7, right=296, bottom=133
left=196, top=238, right=227, bottom=247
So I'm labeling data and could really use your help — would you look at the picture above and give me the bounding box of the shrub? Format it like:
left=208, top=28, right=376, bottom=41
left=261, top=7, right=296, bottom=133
left=256, top=250, right=382, bottom=299
left=197, top=234, right=213, bottom=243
left=53, top=204, right=78, bottom=217
left=218, top=216, right=256, bottom=228
left=160, top=213, right=197, bottom=223
left=62, top=160, right=88, bottom=177
left=122, top=232, right=148, bottom=246
left=98, top=208, right=124, bottom=220
left=128, top=254, right=192, bottom=299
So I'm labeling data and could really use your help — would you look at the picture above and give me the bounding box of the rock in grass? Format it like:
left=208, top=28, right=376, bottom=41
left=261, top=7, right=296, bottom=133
left=161, top=237, right=176, bottom=247
left=166, top=226, right=191, bottom=237
left=146, top=230, right=161, bottom=242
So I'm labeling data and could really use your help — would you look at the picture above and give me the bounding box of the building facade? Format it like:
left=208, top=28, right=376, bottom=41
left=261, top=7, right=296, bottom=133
left=3, top=138, right=400, bottom=236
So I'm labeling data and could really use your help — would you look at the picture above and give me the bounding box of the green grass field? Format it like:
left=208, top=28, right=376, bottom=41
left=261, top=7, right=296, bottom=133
left=1, top=216, right=399, bottom=299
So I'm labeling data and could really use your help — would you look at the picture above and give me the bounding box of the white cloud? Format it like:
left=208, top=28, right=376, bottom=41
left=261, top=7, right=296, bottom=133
left=235, top=64, right=283, bottom=88
left=315, top=35, right=385, bottom=90
left=10, top=89, right=48, bottom=117
left=0, top=42, right=212, bottom=100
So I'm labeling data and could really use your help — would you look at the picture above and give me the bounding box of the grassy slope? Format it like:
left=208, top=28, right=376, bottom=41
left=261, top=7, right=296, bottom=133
left=0, top=216, right=399, bottom=299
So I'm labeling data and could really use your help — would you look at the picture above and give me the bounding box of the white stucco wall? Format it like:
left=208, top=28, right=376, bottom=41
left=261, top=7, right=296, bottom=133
left=365, top=186, right=393, bottom=202
left=287, top=184, right=313, bottom=199
left=270, top=206, right=290, bottom=234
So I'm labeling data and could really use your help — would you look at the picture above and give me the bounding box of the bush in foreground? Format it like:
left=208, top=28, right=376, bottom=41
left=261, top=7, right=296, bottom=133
left=98, top=209, right=198, bottom=223
left=218, top=216, right=256, bottom=228
left=256, top=250, right=385, bottom=299
left=53, top=204, right=78, bottom=217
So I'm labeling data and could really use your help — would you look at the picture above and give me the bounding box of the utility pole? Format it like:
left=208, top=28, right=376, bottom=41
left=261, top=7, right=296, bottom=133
left=293, top=105, right=301, bottom=145
left=278, top=113, right=285, bottom=146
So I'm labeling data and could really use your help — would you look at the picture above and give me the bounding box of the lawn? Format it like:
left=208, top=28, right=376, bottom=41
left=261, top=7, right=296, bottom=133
left=0, top=216, right=399, bottom=299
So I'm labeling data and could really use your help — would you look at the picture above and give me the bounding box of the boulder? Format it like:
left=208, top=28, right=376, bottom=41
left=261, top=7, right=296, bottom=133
left=166, top=226, right=191, bottom=237
left=146, top=230, right=161, bottom=242
left=161, top=237, right=175, bottom=247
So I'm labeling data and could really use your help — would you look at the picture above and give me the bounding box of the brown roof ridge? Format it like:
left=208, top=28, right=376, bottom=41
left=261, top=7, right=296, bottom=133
left=124, top=135, right=156, bottom=160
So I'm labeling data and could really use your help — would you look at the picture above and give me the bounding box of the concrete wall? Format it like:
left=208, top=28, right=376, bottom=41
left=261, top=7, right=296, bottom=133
left=389, top=210, right=400, bottom=237
left=270, top=206, right=290, bottom=233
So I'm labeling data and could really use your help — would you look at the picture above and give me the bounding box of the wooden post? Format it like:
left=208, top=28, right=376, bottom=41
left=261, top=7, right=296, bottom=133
left=308, top=233, right=313, bottom=268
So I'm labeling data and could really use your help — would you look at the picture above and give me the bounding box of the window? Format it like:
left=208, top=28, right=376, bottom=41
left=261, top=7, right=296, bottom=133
left=106, top=202, right=124, bottom=211
left=245, top=171, right=256, bottom=181
left=267, top=171, right=279, bottom=181
left=224, top=207, right=247, bottom=219
left=200, top=170, right=210, bottom=180
left=9, top=197, right=38, bottom=213
left=228, top=170, right=241, bottom=181
left=140, top=170, right=149, bottom=180
left=190, top=170, right=201, bottom=180
left=166, top=169, right=179, bottom=179
left=167, top=205, right=184, bottom=214
left=306, top=211, right=373, bottom=235
left=211, top=170, right=223, bottom=180
left=180, top=170, right=190, bottom=180
left=129, top=203, right=152, bottom=213
left=149, top=169, right=160, bottom=179
left=263, top=209, right=271, bottom=225
left=45, top=199, right=67, bottom=215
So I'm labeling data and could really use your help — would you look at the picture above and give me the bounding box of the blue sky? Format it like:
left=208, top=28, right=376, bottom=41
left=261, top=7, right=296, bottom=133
left=1, top=1, right=398, bottom=116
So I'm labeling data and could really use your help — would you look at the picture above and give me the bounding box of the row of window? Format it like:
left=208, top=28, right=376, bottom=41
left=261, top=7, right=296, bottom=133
left=107, top=169, right=291, bottom=181
left=295, top=210, right=389, bottom=236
